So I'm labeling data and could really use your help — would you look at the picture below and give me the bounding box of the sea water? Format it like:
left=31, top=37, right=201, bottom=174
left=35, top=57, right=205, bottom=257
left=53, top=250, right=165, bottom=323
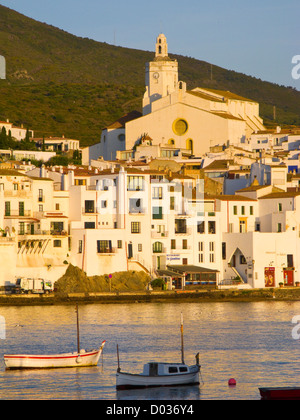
left=0, top=301, right=300, bottom=400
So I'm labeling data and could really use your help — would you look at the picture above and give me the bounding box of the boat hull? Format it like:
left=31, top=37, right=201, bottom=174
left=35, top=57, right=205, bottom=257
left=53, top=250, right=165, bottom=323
left=116, top=366, right=200, bottom=390
left=259, top=387, right=300, bottom=400
left=4, top=341, right=106, bottom=370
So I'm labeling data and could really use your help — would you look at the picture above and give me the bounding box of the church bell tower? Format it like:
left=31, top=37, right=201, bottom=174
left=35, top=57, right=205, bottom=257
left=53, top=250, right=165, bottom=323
left=143, top=34, right=178, bottom=115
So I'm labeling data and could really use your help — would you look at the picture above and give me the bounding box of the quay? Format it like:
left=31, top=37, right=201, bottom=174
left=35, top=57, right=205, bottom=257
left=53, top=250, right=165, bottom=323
left=1, top=288, right=300, bottom=306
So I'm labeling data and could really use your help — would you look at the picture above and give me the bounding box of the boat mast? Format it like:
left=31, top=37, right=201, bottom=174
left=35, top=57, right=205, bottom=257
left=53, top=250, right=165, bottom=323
left=181, top=313, right=185, bottom=364
left=76, top=304, right=80, bottom=354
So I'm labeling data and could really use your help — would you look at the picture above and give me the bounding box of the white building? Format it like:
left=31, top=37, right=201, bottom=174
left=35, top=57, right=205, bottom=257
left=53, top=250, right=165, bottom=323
left=0, top=120, right=34, bottom=141
left=0, top=169, right=69, bottom=286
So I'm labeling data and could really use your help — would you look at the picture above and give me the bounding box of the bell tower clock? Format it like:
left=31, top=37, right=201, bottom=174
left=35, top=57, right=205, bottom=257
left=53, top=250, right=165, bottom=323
left=143, top=34, right=178, bottom=115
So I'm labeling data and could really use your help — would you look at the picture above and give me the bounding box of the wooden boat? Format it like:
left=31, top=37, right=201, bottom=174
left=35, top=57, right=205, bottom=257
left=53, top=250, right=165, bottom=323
left=259, top=387, right=300, bottom=400
left=116, top=313, right=201, bottom=390
left=4, top=304, right=106, bottom=370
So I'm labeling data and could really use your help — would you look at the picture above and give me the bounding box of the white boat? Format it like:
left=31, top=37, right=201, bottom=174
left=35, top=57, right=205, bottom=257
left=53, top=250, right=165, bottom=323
left=116, top=360, right=200, bottom=390
left=4, top=341, right=106, bottom=370
left=4, top=304, right=106, bottom=370
left=116, top=313, right=201, bottom=389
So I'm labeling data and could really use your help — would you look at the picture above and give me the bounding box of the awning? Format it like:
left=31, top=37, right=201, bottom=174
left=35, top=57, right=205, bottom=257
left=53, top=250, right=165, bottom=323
left=157, top=269, right=184, bottom=278
left=167, top=265, right=219, bottom=274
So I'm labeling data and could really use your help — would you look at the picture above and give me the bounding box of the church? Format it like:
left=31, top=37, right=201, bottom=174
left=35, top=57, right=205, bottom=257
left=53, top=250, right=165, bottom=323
left=85, top=34, right=265, bottom=163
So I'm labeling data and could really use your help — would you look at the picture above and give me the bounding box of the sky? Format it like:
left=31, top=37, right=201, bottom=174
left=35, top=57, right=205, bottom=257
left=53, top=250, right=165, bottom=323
left=0, top=0, right=299, bottom=89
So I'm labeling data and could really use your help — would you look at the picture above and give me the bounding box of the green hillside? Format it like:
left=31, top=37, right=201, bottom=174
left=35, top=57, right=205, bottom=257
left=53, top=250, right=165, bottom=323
left=0, top=4, right=299, bottom=147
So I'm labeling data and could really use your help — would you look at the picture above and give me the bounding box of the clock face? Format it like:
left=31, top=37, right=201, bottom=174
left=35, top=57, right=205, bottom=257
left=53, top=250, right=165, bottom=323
left=153, top=72, right=159, bottom=79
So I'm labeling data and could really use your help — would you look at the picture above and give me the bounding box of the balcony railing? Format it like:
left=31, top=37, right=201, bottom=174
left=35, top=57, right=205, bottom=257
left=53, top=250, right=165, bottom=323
left=151, top=231, right=169, bottom=239
left=18, top=230, right=68, bottom=237
left=97, top=247, right=117, bottom=254
left=5, top=210, right=31, bottom=217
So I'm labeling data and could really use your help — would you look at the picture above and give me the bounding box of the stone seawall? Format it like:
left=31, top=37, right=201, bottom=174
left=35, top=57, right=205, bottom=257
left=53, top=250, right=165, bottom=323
left=0, top=288, right=300, bottom=306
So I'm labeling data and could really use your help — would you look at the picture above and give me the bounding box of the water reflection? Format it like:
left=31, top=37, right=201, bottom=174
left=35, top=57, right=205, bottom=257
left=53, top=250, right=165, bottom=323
left=117, top=385, right=201, bottom=400
left=0, top=301, right=300, bottom=399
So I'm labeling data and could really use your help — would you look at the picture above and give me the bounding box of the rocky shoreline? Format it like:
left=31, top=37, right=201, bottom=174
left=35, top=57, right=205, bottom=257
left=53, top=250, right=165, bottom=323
left=0, top=288, right=300, bottom=306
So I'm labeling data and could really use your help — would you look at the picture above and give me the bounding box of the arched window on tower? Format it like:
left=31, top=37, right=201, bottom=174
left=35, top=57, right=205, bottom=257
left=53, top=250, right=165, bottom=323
left=159, top=46, right=162, bottom=54
left=187, top=139, right=194, bottom=154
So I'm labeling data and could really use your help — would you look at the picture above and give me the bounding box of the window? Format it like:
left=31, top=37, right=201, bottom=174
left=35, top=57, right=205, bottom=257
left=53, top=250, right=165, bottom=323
left=152, top=207, right=163, bottom=220
left=171, top=239, right=176, bottom=250
left=170, top=196, right=175, bottom=210
left=101, top=200, right=107, bottom=208
left=51, top=222, right=64, bottom=233
left=131, top=222, right=141, bottom=234
left=287, top=254, right=294, bottom=267
left=277, top=223, right=282, bottom=233
left=278, top=203, right=283, bottom=212
left=84, top=222, right=95, bottom=229
left=5, top=202, right=10, bottom=216
left=97, top=240, right=112, bottom=253
left=182, top=239, right=188, bottom=249
left=222, top=243, right=226, bottom=260
left=14, top=184, right=18, bottom=191
left=138, top=244, right=142, bottom=252
left=199, top=241, right=204, bottom=263
left=209, top=242, right=215, bottom=263
left=241, top=206, right=245, bottom=215
left=255, top=223, right=261, bottom=232
left=152, top=187, right=163, bottom=199
left=53, top=240, right=62, bottom=248
left=240, top=220, right=246, bottom=233
left=173, top=119, right=188, bottom=136
left=117, top=240, right=123, bottom=249
left=38, top=189, right=43, bottom=202
left=240, top=255, right=247, bottom=264
left=56, top=203, right=60, bottom=211
left=208, top=221, right=216, bottom=234
left=153, top=242, right=163, bottom=253
left=78, top=240, right=83, bottom=254
left=127, top=176, right=144, bottom=191
left=233, top=206, right=237, bottom=215
left=19, top=202, right=24, bottom=216
left=39, top=205, right=43, bottom=212
left=19, top=222, right=25, bottom=235
left=250, top=206, right=253, bottom=215
left=179, top=367, right=188, bottom=373
left=85, top=200, right=95, bottom=213
left=75, top=179, right=86, bottom=186
left=197, top=221, right=205, bottom=234
left=175, top=219, right=186, bottom=234
left=168, top=367, right=178, bottom=374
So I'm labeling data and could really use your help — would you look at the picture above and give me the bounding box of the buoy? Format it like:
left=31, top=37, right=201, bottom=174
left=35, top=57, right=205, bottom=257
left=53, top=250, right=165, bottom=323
left=228, top=378, right=237, bottom=386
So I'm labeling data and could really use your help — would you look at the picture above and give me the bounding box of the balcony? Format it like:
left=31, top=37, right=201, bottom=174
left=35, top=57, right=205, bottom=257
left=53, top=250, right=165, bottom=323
left=17, top=230, right=68, bottom=237
left=151, top=231, right=169, bottom=239
left=175, top=227, right=192, bottom=235
left=97, top=247, right=117, bottom=255
left=5, top=210, right=32, bottom=218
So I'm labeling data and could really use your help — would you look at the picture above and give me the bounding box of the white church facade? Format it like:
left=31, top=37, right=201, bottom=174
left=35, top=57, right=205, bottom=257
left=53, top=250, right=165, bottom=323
left=87, top=34, right=265, bottom=164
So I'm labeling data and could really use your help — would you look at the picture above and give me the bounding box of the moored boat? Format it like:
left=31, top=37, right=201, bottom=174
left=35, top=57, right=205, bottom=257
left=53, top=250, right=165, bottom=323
left=116, top=313, right=201, bottom=390
left=259, top=387, right=300, bottom=400
left=4, top=342, right=106, bottom=370
left=4, top=304, right=106, bottom=370
left=116, top=360, right=200, bottom=390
